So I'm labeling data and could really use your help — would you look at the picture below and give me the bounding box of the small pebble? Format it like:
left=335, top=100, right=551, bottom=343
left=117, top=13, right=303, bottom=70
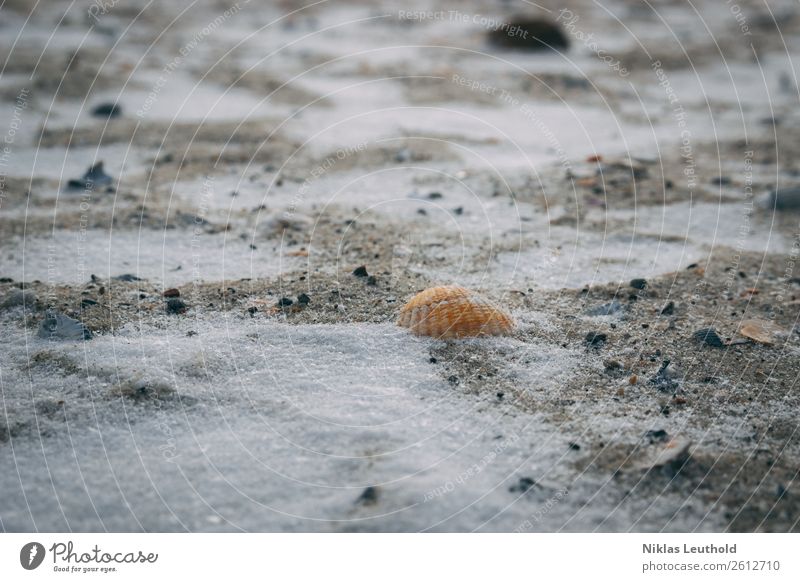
left=91, top=103, right=122, bottom=118
left=630, top=278, right=647, bottom=290
left=67, top=162, right=114, bottom=190
left=488, top=18, right=569, bottom=51
left=660, top=301, right=675, bottom=315
left=366, top=275, right=377, bottom=286
left=645, top=429, right=669, bottom=443
left=585, top=331, right=608, bottom=347
left=37, top=310, right=92, bottom=340
left=297, top=293, right=311, bottom=305
left=693, top=328, right=726, bottom=347
left=166, top=298, right=188, bottom=314
left=509, top=477, right=537, bottom=493
left=767, top=187, right=800, bottom=211
left=355, top=486, right=378, bottom=506
left=163, top=288, right=181, bottom=298
left=353, top=265, right=369, bottom=277
left=277, top=297, right=293, bottom=307
left=649, top=360, right=680, bottom=392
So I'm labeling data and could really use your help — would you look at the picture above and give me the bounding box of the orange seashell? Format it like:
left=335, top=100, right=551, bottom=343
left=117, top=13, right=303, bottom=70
left=397, top=286, right=514, bottom=339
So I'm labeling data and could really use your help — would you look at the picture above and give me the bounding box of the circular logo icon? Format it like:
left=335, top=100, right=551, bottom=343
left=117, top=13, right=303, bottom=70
left=20, top=542, right=46, bottom=570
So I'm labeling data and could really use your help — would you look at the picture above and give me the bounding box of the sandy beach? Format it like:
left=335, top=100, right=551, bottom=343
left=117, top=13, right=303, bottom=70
left=1, top=0, right=799, bottom=532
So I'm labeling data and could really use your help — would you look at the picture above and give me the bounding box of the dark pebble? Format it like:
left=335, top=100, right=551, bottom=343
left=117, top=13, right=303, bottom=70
left=163, top=288, right=181, bottom=298
left=80, top=298, right=98, bottom=308
left=37, top=310, right=92, bottom=340
left=568, top=442, right=581, bottom=451
left=448, top=375, right=459, bottom=385
left=429, top=357, right=437, bottom=364
left=277, top=297, right=293, bottom=307
left=488, top=18, right=569, bottom=52
left=247, top=306, right=258, bottom=316
left=649, top=359, right=680, bottom=392
left=297, top=293, right=311, bottom=305
left=509, top=477, right=537, bottom=493
left=67, top=162, right=114, bottom=190
left=165, top=298, right=188, bottom=314
left=355, top=486, right=378, bottom=506
left=585, top=331, right=608, bottom=347
left=427, top=192, right=443, bottom=199
left=366, top=275, right=377, bottom=286
left=768, top=187, right=800, bottom=211
left=113, top=273, right=142, bottom=282
left=353, top=265, right=368, bottom=277
left=693, top=328, right=726, bottom=347
left=660, top=301, right=675, bottom=315
left=91, top=103, right=122, bottom=118
left=630, top=278, right=648, bottom=290
left=645, top=429, right=669, bottom=443
left=711, top=176, right=731, bottom=186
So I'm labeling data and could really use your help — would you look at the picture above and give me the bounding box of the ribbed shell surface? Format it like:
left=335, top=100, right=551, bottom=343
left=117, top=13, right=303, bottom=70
left=397, top=286, right=514, bottom=339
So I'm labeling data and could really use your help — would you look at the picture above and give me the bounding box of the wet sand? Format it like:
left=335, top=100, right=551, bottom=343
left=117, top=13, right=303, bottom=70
left=1, top=0, right=799, bottom=532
